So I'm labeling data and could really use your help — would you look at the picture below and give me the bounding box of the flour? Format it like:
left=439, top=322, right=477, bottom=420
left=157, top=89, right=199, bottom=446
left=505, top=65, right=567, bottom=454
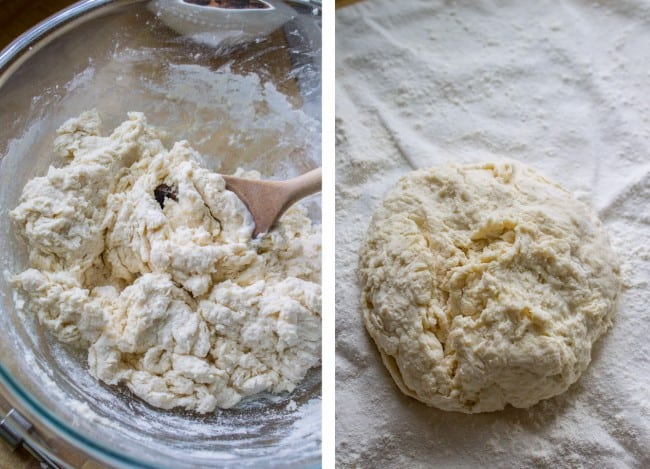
left=11, top=111, right=321, bottom=413
left=336, top=0, right=650, bottom=466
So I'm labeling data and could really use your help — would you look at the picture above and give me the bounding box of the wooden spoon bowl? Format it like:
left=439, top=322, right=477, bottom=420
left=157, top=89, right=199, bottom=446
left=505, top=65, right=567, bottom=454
left=223, top=167, right=322, bottom=237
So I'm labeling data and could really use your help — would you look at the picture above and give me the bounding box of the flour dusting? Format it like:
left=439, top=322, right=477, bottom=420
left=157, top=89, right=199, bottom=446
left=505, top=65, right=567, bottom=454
left=336, top=0, right=650, bottom=467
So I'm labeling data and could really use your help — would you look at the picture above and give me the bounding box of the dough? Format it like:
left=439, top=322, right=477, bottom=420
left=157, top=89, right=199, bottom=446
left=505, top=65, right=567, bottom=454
left=11, top=111, right=321, bottom=413
left=359, top=162, right=620, bottom=413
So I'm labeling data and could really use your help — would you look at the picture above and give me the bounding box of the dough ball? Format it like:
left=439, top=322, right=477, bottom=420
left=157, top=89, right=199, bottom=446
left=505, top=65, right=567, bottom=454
left=359, top=162, right=620, bottom=413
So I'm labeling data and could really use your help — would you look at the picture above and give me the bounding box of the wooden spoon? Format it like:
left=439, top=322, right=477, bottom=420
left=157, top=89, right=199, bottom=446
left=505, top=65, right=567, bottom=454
left=223, top=167, right=322, bottom=238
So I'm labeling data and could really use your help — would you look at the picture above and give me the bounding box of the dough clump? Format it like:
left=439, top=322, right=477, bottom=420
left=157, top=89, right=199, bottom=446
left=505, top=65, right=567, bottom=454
left=359, top=162, right=619, bottom=413
left=11, top=111, right=321, bottom=413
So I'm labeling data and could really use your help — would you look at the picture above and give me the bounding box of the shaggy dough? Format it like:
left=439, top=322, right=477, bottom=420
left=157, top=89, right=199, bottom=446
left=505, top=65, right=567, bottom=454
left=11, top=111, right=321, bottom=413
left=359, top=162, right=620, bottom=413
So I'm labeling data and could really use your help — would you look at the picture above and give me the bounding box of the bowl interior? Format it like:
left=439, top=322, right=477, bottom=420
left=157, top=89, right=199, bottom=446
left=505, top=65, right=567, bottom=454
left=0, top=1, right=321, bottom=467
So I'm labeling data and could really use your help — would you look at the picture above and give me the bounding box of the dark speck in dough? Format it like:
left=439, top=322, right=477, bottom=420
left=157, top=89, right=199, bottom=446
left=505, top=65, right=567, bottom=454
left=154, top=184, right=178, bottom=209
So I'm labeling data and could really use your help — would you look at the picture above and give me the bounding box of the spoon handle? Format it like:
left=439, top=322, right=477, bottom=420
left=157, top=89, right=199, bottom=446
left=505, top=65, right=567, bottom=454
left=284, top=167, right=322, bottom=206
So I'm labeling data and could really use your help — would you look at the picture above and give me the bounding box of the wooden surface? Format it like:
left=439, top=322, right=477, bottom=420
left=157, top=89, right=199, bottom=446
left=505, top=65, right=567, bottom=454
left=1, top=2, right=78, bottom=467
left=335, top=0, right=364, bottom=8
left=0, top=394, right=43, bottom=469
left=0, top=0, right=77, bottom=50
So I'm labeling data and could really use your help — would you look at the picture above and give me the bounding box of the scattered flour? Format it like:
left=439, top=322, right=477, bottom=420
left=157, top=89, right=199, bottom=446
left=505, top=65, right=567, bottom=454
left=336, top=0, right=650, bottom=467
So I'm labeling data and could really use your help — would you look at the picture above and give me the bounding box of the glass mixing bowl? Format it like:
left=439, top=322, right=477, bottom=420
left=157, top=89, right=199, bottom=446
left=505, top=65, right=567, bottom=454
left=0, top=1, right=321, bottom=467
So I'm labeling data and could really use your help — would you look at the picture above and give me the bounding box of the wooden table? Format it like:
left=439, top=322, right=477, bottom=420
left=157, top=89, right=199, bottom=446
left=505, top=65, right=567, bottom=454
left=0, top=1, right=76, bottom=50
left=335, top=0, right=363, bottom=8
